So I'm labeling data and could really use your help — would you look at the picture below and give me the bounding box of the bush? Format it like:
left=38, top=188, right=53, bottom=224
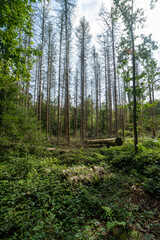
left=118, top=129, right=133, bottom=137
left=99, top=140, right=160, bottom=196
left=143, top=165, right=160, bottom=195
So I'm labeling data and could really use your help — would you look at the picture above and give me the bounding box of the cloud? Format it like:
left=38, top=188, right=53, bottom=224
left=75, top=0, right=160, bottom=50
left=79, top=0, right=101, bottom=16
left=75, top=0, right=103, bottom=43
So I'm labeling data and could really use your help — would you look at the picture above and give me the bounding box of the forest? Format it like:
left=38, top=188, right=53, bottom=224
left=0, top=0, right=160, bottom=239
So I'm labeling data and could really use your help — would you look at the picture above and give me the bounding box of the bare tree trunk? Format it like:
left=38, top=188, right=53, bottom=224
left=74, top=69, right=78, bottom=137
left=57, top=13, right=64, bottom=139
left=60, top=70, right=65, bottom=137
left=46, top=24, right=51, bottom=134
left=49, top=42, right=53, bottom=134
left=149, top=82, right=155, bottom=138
left=22, top=36, right=27, bottom=108
left=16, top=80, right=19, bottom=109
left=34, top=60, right=38, bottom=113
left=84, top=70, right=88, bottom=137
left=64, top=0, right=70, bottom=144
left=151, top=82, right=156, bottom=137
left=26, top=35, right=31, bottom=113
left=42, top=77, right=45, bottom=113
left=16, top=31, right=22, bottom=109
left=91, top=78, right=94, bottom=137
left=36, top=56, right=40, bottom=117
left=53, top=71, right=56, bottom=135
left=111, top=18, right=118, bottom=136
left=98, top=65, right=102, bottom=136
left=95, top=69, right=99, bottom=138
left=81, top=35, right=85, bottom=141
left=131, top=25, right=138, bottom=152
left=93, top=48, right=99, bottom=138
left=104, top=41, right=109, bottom=136
left=22, top=81, right=25, bottom=107
left=38, top=0, right=46, bottom=125
left=107, top=32, right=112, bottom=136
left=117, top=74, right=121, bottom=131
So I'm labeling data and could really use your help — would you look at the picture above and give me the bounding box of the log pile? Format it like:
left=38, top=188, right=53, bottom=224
left=84, top=138, right=123, bottom=148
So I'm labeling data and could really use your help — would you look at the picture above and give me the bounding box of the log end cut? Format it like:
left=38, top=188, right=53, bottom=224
left=115, top=138, right=123, bottom=146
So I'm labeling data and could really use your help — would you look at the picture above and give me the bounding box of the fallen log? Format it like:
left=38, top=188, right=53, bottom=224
left=84, top=138, right=123, bottom=147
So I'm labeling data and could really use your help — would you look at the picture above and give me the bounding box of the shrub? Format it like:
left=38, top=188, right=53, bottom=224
left=143, top=165, right=160, bottom=195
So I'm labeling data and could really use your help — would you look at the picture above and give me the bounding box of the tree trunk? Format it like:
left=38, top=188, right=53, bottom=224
left=38, top=0, right=45, bottom=125
left=111, top=18, right=118, bottom=136
left=104, top=40, right=109, bottom=136
left=26, top=35, right=31, bottom=113
left=64, top=0, right=70, bottom=144
left=46, top=24, right=51, bottom=134
left=107, top=32, right=112, bottom=136
left=131, top=8, right=138, bottom=153
left=57, top=13, right=64, bottom=139
left=98, top=65, right=102, bottom=136
left=34, top=60, right=38, bottom=113
left=74, top=69, right=78, bottom=137
left=81, top=35, right=85, bottom=141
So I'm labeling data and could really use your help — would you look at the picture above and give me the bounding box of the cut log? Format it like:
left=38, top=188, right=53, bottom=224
left=46, top=148, right=57, bottom=151
left=84, top=138, right=123, bottom=147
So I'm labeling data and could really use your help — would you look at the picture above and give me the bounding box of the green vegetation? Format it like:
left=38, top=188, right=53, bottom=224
left=0, top=0, right=160, bottom=239
left=0, top=139, right=159, bottom=239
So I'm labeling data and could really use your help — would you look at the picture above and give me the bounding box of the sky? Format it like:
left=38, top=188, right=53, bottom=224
left=73, top=0, right=160, bottom=100
left=74, top=0, right=160, bottom=53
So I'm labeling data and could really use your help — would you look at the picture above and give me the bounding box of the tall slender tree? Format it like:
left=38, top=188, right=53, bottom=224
left=37, top=0, right=47, bottom=124
left=76, top=17, right=91, bottom=140
left=113, top=0, right=145, bottom=153
left=57, top=13, right=64, bottom=139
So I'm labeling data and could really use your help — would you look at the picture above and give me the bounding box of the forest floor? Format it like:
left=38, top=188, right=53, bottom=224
left=0, top=138, right=160, bottom=239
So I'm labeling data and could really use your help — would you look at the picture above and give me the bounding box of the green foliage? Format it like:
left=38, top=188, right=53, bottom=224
left=107, top=221, right=126, bottom=233
left=98, top=140, right=160, bottom=196
left=0, top=0, right=39, bottom=146
left=0, top=0, right=36, bottom=90
left=1, top=139, right=160, bottom=239
left=57, top=150, right=105, bottom=166
left=0, top=107, right=49, bottom=159
left=143, top=165, right=160, bottom=194
left=118, top=129, right=133, bottom=137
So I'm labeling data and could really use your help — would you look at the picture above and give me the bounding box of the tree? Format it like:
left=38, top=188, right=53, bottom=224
left=99, top=5, right=118, bottom=135
left=0, top=0, right=36, bottom=135
left=106, top=32, right=113, bottom=136
left=98, top=34, right=109, bottom=136
left=76, top=17, right=91, bottom=140
left=150, top=0, right=158, bottom=9
left=56, top=0, right=75, bottom=143
left=113, top=0, right=145, bottom=153
left=37, top=0, right=47, bottom=124
left=73, top=68, right=79, bottom=137
left=138, top=34, right=159, bottom=137
left=92, top=46, right=100, bottom=138
left=46, top=22, right=53, bottom=134
left=57, top=13, right=64, bottom=139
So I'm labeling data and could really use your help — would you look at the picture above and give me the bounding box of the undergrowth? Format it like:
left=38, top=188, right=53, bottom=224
left=0, top=138, right=159, bottom=239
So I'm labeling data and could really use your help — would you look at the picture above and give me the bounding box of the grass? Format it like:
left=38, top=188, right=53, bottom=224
left=0, top=138, right=160, bottom=239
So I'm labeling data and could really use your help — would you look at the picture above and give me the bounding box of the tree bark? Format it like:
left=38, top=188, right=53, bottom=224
left=38, top=0, right=46, bottom=125
left=64, top=0, right=70, bottom=144
left=57, top=13, right=64, bottom=139
left=107, top=32, right=112, bottom=136
left=111, top=17, right=118, bottom=136
left=46, top=24, right=51, bottom=134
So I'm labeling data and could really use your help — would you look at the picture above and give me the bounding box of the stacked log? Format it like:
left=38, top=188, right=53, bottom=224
left=84, top=138, right=123, bottom=148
